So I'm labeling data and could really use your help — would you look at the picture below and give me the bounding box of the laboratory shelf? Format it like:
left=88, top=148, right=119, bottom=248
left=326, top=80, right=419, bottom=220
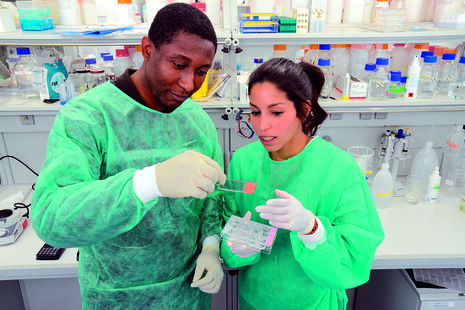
left=231, top=97, right=465, bottom=113
left=0, top=26, right=230, bottom=46
left=233, top=23, right=465, bottom=45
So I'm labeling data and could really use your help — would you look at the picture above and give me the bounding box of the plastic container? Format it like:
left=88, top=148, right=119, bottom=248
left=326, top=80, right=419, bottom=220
left=404, top=141, right=439, bottom=204
left=326, top=0, right=344, bottom=23
left=295, top=45, right=307, bottom=63
left=425, top=166, right=441, bottom=204
left=368, top=43, right=390, bottom=65
left=80, top=0, right=97, bottom=25
left=317, top=58, right=331, bottom=99
left=448, top=56, right=465, bottom=100
left=417, top=55, right=438, bottom=98
left=270, top=44, right=290, bottom=59
left=75, top=69, right=91, bottom=94
left=349, top=44, right=369, bottom=80
left=404, top=55, right=421, bottom=99
left=102, top=55, right=115, bottom=81
left=390, top=43, right=409, bottom=75
left=363, top=63, right=376, bottom=83
left=343, top=0, right=365, bottom=23
left=90, top=70, right=106, bottom=88
left=409, top=43, right=429, bottom=65
left=14, top=48, right=39, bottom=99
left=316, top=44, right=333, bottom=65
left=371, top=163, right=394, bottom=209
left=16, top=1, right=54, bottom=31
left=250, top=0, right=274, bottom=13
left=114, top=48, right=132, bottom=77
left=132, top=45, right=144, bottom=69
left=331, top=44, right=350, bottom=85
left=117, top=0, right=136, bottom=25
left=387, top=71, right=402, bottom=98
left=368, top=57, right=389, bottom=99
left=56, top=0, right=82, bottom=25
left=404, top=0, right=423, bottom=22
left=436, top=53, right=456, bottom=95
left=347, top=145, right=374, bottom=175
left=303, top=44, right=319, bottom=64
left=442, top=125, right=465, bottom=197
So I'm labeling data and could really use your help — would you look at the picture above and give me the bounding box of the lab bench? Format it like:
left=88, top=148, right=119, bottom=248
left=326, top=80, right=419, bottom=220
left=1, top=183, right=465, bottom=309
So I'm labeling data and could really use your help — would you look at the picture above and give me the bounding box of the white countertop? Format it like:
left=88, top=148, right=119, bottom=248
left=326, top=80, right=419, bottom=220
left=1, top=184, right=465, bottom=281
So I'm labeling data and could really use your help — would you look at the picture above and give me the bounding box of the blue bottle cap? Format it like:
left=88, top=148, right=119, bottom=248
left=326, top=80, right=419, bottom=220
left=319, top=44, right=331, bottom=50
left=460, top=56, right=465, bottom=64
left=100, top=52, right=110, bottom=57
left=420, top=51, right=433, bottom=58
left=401, top=76, right=407, bottom=83
left=424, top=55, right=437, bottom=64
left=390, top=70, right=401, bottom=75
left=442, top=53, right=456, bottom=60
left=317, top=58, right=330, bottom=66
left=390, top=73, right=401, bottom=81
left=254, top=58, right=263, bottom=64
left=376, top=58, right=389, bottom=66
left=85, top=58, right=97, bottom=64
left=16, top=48, right=31, bottom=55
left=103, top=55, right=114, bottom=61
left=365, top=63, right=376, bottom=71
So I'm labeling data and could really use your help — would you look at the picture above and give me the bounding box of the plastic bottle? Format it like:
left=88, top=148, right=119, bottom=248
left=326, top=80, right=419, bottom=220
left=387, top=71, right=402, bottom=98
left=85, top=58, right=98, bottom=70
left=409, top=43, right=429, bottom=65
left=253, top=58, right=264, bottom=69
left=349, top=44, right=369, bottom=80
left=368, top=57, right=389, bottom=99
left=303, top=44, right=319, bottom=64
left=436, top=53, right=456, bottom=95
left=295, top=45, right=307, bottom=63
left=326, top=0, right=344, bottom=23
left=368, top=43, right=390, bottom=64
left=417, top=55, right=438, bottom=98
left=363, top=63, right=377, bottom=83
left=331, top=44, right=350, bottom=86
left=448, top=56, right=465, bottom=100
left=343, top=0, right=365, bottom=23
left=317, top=58, right=331, bottom=99
left=390, top=43, right=409, bottom=75
left=404, top=55, right=421, bottom=99
left=316, top=44, right=333, bottom=65
left=132, top=45, right=144, bottom=69
left=80, top=0, right=97, bottom=25
left=114, top=48, right=132, bottom=77
left=442, top=125, right=465, bottom=196
left=425, top=166, right=441, bottom=204
left=117, top=0, right=136, bottom=25
left=14, top=47, right=39, bottom=99
left=102, top=54, right=115, bottom=81
left=56, top=0, right=82, bottom=25
left=371, top=163, right=394, bottom=209
left=270, top=44, right=290, bottom=59
left=405, top=141, right=439, bottom=203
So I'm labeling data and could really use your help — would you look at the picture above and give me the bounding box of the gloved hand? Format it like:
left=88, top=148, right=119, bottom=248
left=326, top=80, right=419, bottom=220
left=226, top=212, right=260, bottom=257
left=255, top=189, right=315, bottom=234
left=156, top=150, right=226, bottom=199
left=191, top=245, right=224, bottom=294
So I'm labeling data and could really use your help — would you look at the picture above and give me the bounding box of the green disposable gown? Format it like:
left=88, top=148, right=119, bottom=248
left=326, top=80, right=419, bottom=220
left=221, top=136, right=384, bottom=310
left=31, top=82, right=224, bottom=310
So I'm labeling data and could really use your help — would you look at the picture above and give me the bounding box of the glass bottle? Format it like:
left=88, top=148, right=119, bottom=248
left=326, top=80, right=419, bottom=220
left=448, top=56, right=465, bottom=100
left=317, top=58, right=331, bottom=99
left=14, top=47, right=39, bottom=99
left=417, top=55, right=438, bottom=98
left=436, top=53, right=456, bottom=95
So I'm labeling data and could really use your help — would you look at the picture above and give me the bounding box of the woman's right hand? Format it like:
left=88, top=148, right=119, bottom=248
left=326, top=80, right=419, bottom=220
left=226, top=212, right=260, bottom=257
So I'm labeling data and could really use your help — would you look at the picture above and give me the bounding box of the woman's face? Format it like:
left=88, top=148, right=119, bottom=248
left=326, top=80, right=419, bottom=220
left=249, top=82, right=309, bottom=161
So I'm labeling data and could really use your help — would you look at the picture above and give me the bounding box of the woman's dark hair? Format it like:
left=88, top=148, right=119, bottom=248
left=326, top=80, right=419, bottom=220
left=247, top=57, right=328, bottom=136
left=148, top=3, right=217, bottom=52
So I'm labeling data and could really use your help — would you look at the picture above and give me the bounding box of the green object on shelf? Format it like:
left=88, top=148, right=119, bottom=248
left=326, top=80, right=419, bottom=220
left=279, top=25, right=296, bottom=33
left=278, top=16, right=296, bottom=25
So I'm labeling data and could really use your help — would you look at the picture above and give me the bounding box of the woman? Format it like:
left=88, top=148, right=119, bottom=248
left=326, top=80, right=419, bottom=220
left=220, top=58, right=384, bottom=309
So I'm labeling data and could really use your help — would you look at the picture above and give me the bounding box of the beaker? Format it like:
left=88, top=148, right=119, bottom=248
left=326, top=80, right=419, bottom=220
left=347, top=146, right=374, bottom=175
left=403, top=175, right=424, bottom=204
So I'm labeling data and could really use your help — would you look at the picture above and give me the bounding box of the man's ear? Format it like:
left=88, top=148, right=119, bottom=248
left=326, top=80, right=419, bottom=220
left=141, top=36, right=152, bottom=61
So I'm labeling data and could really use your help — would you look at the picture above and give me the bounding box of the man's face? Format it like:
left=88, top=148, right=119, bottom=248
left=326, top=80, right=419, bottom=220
left=144, top=32, right=215, bottom=112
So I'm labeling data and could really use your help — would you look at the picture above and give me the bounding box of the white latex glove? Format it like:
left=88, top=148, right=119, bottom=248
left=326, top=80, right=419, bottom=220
left=191, top=245, right=224, bottom=294
left=255, top=189, right=315, bottom=233
left=226, top=212, right=260, bottom=257
left=156, top=150, right=226, bottom=199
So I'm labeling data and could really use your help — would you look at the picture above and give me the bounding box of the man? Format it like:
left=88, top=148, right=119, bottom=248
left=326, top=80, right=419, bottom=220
left=31, top=3, right=226, bottom=309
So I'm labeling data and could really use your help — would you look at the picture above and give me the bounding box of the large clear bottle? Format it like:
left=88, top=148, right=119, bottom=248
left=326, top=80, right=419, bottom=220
left=14, top=47, right=39, bottom=99
left=371, top=163, right=394, bottom=209
left=436, top=53, right=456, bottom=95
left=114, top=48, right=133, bottom=77
left=331, top=44, right=349, bottom=85
left=368, top=57, right=389, bottom=99
left=390, top=43, right=409, bottom=76
left=317, top=58, right=331, bottom=99
left=102, top=54, right=115, bottom=81
left=417, top=55, right=438, bottom=98
left=303, top=44, right=319, bottom=64
left=442, top=125, right=465, bottom=197
left=270, top=44, right=290, bottom=59
left=448, top=56, right=465, bottom=100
